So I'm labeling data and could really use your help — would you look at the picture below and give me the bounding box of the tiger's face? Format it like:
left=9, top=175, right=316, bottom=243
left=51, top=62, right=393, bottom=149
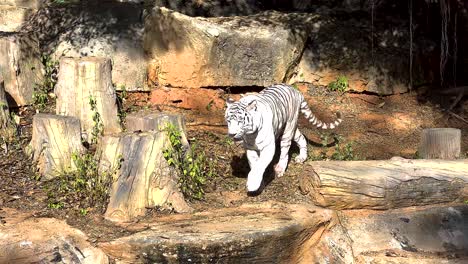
left=225, top=98, right=257, bottom=142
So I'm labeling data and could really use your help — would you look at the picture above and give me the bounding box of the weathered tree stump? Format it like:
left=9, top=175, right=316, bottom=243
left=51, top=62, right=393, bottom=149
left=97, top=116, right=191, bottom=222
left=299, top=158, right=468, bottom=210
left=26, top=114, right=86, bottom=179
left=55, top=57, right=121, bottom=143
left=419, top=128, right=461, bottom=159
left=99, top=202, right=333, bottom=263
left=0, top=33, right=43, bottom=106
left=0, top=77, right=16, bottom=150
left=125, top=112, right=189, bottom=145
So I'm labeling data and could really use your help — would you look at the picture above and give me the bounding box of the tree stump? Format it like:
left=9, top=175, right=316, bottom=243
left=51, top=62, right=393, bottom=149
left=299, top=158, right=468, bottom=210
left=55, top=57, right=121, bottom=143
left=0, top=33, right=43, bottom=106
left=419, top=128, right=461, bottom=159
left=0, top=77, right=16, bottom=150
left=125, top=112, right=189, bottom=145
left=97, top=116, right=191, bottom=222
left=0, top=76, right=12, bottom=128
left=26, top=114, right=86, bottom=179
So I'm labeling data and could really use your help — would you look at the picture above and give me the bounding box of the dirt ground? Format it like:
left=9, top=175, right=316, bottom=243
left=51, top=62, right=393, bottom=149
left=1, top=84, right=467, bottom=244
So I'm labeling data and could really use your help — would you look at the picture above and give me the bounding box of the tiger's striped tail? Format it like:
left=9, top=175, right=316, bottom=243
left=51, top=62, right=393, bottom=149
left=300, top=100, right=343, bottom=129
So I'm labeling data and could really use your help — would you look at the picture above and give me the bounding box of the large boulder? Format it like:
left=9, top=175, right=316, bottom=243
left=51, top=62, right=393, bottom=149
left=0, top=32, right=43, bottom=106
left=0, top=0, right=43, bottom=9
left=289, top=13, right=426, bottom=95
left=342, top=205, right=468, bottom=263
left=144, top=7, right=307, bottom=88
left=99, top=202, right=334, bottom=263
left=0, top=208, right=109, bottom=264
left=0, top=0, right=43, bottom=32
left=22, top=2, right=147, bottom=91
left=0, top=5, right=34, bottom=32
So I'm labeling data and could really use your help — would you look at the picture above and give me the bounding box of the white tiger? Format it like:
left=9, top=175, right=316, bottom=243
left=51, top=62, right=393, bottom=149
left=225, top=84, right=342, bottom=192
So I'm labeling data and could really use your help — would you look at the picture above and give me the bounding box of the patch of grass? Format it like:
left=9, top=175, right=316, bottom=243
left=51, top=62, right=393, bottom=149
left=328, top=75, right=349, bottom=92
left=44, top=151, right=120, bottom=212
left=32, top=55, right=58, bottom=112
left=163, top=123, right=214, bottom=200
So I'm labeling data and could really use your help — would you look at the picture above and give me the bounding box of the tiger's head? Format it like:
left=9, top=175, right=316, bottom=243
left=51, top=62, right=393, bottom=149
left=225, top=98, right=258, bottom=142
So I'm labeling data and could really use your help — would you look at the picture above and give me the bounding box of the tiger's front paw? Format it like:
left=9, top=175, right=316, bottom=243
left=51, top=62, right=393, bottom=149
left=294, top=154, right=307, bottom=163
left=247, top=173, right=263, bottom=192
left=274, top=164, right=285, bottom=177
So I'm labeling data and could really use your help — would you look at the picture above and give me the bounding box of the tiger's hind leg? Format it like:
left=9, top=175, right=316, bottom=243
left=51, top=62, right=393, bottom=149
left=274, top=126, right=295, bottom=177
left=293, top=128, right=308, bottom=163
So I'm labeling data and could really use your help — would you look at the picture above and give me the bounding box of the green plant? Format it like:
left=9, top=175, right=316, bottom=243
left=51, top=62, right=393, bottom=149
left=330, top=134, right=357, bottom=161
left=328, top=75, right=349, bottom=92
left=116, top=85, right=128, bottom=128
left=206, top=99, right=214, bottom=111
left=310, top=133, right=358, bottom=161
left=163, top=123, right=214, bottom=200
left=44, top=151, right=120, bottom=212
left=222, top=136, right=234, bottom=146
left=89, top=95, right=103, bottom=144
left=48, top=201, right=64, bottom=209
left=32, top=55, right=58, bottom=112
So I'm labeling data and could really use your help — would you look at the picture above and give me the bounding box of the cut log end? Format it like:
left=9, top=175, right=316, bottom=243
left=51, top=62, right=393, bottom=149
left=27, top=114, right=85, bottom=179
left=419, top=128, right=461, bottom=159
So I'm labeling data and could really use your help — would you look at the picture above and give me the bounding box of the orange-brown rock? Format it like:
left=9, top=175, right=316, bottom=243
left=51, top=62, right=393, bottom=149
left=144, top=7, right=307, bottom=88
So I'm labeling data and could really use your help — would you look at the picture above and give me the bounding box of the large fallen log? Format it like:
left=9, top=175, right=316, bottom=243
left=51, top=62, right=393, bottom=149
left=55, top=57, right=121, bottom=143
left=26, top=114, right=86, bottom=179
left=97, top=115, right=191, bottom=222
left=299, top=158, right=468, bottom=210
left=99, top=202, right=334, bottom=263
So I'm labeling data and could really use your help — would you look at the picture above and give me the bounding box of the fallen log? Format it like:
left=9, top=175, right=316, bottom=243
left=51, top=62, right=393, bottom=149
left=99, top=202, right=334, bottom=263
left=26, top=114, right=86, bottom=179
left=299, top=158, right=468, bottom=210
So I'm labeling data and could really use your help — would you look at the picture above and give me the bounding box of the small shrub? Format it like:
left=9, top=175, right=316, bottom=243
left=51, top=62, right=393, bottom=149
left=328, top=75, right=349, bottom=92
left=89, top=95, right=103, bottom=144
left=33, top=55, right=58, bottom=112
left=310, top=133, right=358, bottom=161
left=116, top=85, right=128, bottom=128
left=163, top=123, right=214, bottom=200
left=44, top=151, right=120, bottom=212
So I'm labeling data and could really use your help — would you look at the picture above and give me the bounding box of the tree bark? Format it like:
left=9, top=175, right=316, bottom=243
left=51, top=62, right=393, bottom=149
left=99, top=202, right=333, bottom=264
left=419, top=128, right=461, bottom=159
left=97, top=115, right=191, bottom=222
left=26, top=114, right=86, bottom=179
left=125, top=112, right=189, bottom=145
left=0, top=33, right=43, bottom=106
left=299, top=158, right=468, bottom=210
left=0, top=77, right=16, bottom=150
left=55, top=57, right=121, bottom=143
left=0, top=77, right=11, bottom=128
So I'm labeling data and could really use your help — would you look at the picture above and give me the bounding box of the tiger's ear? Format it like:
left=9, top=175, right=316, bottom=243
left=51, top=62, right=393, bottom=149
left=246, top=100, right=257, bottom=112
left=226, top=97, right=235, bottom=107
